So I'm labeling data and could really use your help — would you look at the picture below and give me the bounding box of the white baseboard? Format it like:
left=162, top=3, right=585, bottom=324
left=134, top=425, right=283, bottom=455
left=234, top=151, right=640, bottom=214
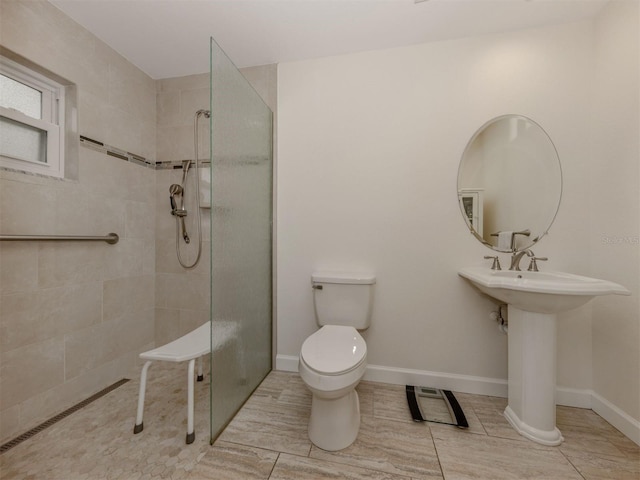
left=556, top=386, right=593, bottom=409
left=591, top=391, right=640, bottom=446
left=275, top=354, right=299, bottom=372
left=275, top=354, right=639, bottom=446
left=362, top=363, right=508, bottom=398
left=276, top=354, right=507, bottom=397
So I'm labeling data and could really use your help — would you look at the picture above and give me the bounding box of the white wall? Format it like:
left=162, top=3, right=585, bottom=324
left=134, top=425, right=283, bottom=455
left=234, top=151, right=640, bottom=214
left=277, top=21, right=596, bottom=394
left=591, top=0, right=640, bottom=441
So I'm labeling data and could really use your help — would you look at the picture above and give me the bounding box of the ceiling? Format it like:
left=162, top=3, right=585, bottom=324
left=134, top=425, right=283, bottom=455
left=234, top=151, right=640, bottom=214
left=50, top=0, right=609, bottom=79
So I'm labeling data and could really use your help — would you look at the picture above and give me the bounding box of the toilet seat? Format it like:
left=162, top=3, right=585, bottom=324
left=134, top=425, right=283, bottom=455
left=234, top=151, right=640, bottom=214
left=301, top=325, right=366, bottom=376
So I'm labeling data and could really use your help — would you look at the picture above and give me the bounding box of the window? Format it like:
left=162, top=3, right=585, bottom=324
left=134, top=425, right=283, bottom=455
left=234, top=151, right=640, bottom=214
left=0, top=55, right=65, bottom=178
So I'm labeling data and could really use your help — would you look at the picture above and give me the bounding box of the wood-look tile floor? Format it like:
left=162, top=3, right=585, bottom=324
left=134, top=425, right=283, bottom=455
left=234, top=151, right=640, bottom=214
left=1, top=367, right=638, bottom=479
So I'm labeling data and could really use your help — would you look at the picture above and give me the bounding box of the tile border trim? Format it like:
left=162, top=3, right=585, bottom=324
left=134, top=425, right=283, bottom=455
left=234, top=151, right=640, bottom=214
left=2, top=134, right=217, bottom=174
left=79, top=135, right=211, bottom=171
left=80, top=136, right=156, bottom=168
left=155, top=159, right=211, bottom=170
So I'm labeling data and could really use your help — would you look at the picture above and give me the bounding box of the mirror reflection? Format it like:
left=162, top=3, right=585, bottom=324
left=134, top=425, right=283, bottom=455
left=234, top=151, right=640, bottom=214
left=458, top=115, right=562, bottom=252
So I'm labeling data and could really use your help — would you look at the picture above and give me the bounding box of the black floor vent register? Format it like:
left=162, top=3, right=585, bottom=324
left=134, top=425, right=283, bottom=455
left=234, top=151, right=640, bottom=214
left=406, top=385, right=468, bottom=428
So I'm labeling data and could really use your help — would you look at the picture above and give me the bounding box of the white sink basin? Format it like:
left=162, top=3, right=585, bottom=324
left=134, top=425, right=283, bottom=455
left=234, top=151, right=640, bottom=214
left=459, top=265, right=630, bottom=446
left=459, top=266, right=630, bottom=314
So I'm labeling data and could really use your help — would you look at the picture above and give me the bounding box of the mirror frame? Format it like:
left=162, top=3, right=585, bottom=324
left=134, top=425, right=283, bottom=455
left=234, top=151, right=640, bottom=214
left=457, top=114, right=563, bottom=253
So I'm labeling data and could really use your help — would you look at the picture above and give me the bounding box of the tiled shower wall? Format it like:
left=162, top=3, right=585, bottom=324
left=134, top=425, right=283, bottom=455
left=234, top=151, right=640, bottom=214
left=155, top=74, right=212, bottom=346
left=0, top=1, right=278, bottom=444
left=154, top=67, right=276, bottom=347
left=0, top=0, right=156, bottom=443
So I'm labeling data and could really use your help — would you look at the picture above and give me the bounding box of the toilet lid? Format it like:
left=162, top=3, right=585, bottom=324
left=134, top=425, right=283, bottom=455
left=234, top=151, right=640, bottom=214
left=301, top=325, right=366, bottom=375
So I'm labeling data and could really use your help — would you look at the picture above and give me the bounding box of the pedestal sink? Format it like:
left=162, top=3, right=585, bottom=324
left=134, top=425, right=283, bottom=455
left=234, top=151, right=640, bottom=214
left=458, top=266, right=630, bottom=446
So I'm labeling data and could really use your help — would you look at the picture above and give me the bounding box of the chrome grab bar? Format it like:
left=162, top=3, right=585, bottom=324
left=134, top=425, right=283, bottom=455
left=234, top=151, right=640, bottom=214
left=0, top=233, right=119, bottom=244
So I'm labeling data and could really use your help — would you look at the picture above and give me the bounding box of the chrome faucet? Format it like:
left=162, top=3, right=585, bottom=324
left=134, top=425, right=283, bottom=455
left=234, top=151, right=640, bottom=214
left=484, top=255, right=502, bottom=270
left=527, top=255, right=548, bottom=272
left=509, top=249, right=534, bottom=271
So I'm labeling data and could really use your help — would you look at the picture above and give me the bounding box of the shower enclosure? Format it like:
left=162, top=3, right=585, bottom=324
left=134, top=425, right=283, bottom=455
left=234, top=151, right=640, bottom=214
left=208, top=38, right=273, bottom=441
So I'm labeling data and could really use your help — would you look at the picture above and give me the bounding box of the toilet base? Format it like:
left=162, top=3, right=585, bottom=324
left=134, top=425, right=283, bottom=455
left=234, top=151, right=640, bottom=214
left=308, top=390, right=360, bottom=451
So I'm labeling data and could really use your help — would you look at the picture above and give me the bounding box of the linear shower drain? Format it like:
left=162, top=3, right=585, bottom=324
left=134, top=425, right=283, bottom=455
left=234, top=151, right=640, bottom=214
left=0, top=378, right=130, bottom=454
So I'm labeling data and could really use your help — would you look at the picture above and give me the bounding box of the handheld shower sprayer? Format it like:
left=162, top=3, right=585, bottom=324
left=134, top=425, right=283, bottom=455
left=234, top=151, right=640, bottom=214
left=169, top=183, right=183, bottom=212
left=169, top=183, right=190, bottom=243
left=171, top=108, right=210, bottom=268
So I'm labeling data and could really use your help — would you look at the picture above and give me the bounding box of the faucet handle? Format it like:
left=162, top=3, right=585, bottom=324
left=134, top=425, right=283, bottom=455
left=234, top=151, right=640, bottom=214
left=484, top=255, right=502, bottom=271
left=527, top=257, right=548, bottom=272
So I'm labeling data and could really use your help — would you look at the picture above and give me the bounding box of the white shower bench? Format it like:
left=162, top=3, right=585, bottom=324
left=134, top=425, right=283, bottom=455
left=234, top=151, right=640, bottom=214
left=133, top=321, right=238, bottom=444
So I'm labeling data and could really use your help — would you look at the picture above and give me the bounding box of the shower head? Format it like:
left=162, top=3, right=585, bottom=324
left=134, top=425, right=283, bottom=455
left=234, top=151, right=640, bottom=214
left=169, top=183, right=183, bottom=196
left=169, top=183, right=183, bottom=211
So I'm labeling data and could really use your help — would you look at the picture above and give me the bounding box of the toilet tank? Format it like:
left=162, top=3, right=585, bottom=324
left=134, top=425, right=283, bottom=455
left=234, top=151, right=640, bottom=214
left=311, top=273, right=376, bottom=329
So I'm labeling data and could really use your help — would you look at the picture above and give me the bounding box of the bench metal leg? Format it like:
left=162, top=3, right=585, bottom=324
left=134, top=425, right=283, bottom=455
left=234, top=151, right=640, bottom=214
left=197, top=356, right=204, bottom=382
left=133, top=360, right=153, bottom=434
left=186, top=358, right=195, bottom=444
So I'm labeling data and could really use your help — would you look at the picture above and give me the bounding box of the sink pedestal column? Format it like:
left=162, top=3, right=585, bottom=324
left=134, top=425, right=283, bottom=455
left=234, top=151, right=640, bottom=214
left=504, top=306, right=564, bottom=446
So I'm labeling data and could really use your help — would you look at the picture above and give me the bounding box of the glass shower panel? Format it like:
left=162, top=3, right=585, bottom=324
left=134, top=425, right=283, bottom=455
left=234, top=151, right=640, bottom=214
left=209, top=37, right=273, bottom=441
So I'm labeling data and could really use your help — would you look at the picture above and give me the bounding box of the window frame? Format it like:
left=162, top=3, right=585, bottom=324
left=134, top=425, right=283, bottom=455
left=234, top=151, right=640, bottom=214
left=0, top=55, right=65, bottom=178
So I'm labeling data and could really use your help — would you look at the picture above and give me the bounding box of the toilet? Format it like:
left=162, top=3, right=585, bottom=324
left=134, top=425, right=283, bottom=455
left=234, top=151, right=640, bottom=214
left=298, top=272, right=375, bottom=451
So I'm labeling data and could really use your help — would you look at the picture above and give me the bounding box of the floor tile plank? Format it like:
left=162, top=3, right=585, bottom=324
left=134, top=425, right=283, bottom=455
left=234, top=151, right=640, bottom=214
left=1, top=369, right=635, bottom=480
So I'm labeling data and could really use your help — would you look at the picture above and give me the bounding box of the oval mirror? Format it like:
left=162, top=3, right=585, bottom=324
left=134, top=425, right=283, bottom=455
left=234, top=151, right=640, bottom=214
left=457, top=114, right=562, bottom=252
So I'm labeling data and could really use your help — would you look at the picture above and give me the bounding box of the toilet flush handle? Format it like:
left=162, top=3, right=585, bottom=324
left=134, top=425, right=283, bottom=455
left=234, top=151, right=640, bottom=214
left=312, top=284, right=323, bottom=290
